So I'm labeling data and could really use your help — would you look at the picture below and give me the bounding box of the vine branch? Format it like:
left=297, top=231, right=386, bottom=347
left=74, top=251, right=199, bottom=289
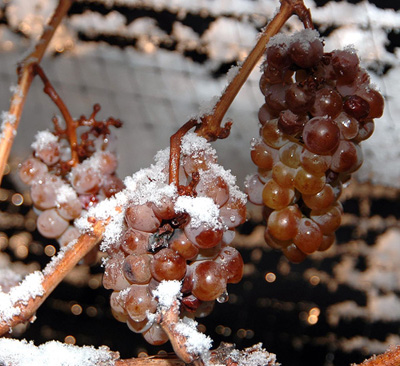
left=0, top=220, right=105, bottom=335
left=0, top=0, right=74, bottom=184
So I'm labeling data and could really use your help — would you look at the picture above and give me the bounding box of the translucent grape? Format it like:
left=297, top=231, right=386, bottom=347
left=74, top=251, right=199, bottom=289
left=343, top=95, right=370, bottom=120
left=151, top=195, right=176, bottom=220
left=245, top=174, right=265, bottom=205
left=258, top=103, right=278, bottom=126
left=356, top=87, right=384, bottom=119
left=120, top=228, right=150, bottom=255
left=57, top=197, right=82, bottom=220
left=125, top=284, right=157, bottom=322
left=126, top=317, right=152, bottom=334
left=103, top=253, right=131, bottom=291
left=331, top=49, right=360, bottom=83
left=302, top=184, right=336, bottom=210
left=264, top=227, right=291, bottom=250
left=110, top=291, right=128, bottom=323
left=264, top=83, right=288, bottom=112
left=183, top=151, right=216, bottom=176
left=272, top=162, right=296, bottom=188
left=70, top=166, right=101, bottom=194
left=150, top=248, right=186, bottom=281
left=142, top=323, right=169, bottom=345
left=294, top=168, right=326, bottom=195
left=261, top=118, right=289, bottom=148
left=303, top=117, right=340, bottom=155
left=169, top=229, right=199, bottom=260
left=289, top=38, right=323, bottom=69
left=334, top=112, right=359, bottom=140
left=125, top=203, right=161, bottom=233
left=267, top=205, right=301, bottom=241
left=102, top=175, right=125, bottom=198
left=310, top=203, right=343, bottom=235
left=219, top=197, right=246, bottom=229
left=318, top=234, right=336, bottom=252
left=266, top=43, right=291, bottom=69
left=37, top=208, right=69, bottom=239
left=58, top=225, right=80, bottom=247
left=30, top=174, right=62, bottom=210
left=282, top=243, right=307, bottom=263
left=97, top=151, right=118, bottom=175
left=215, top=246, right=244, bottom=284
left=196, top=175, right=229, bottom=207
left=250, top=139, right=278, bottom=170
left=336, top=70, right=370, bottom=97
left=293, top=218, right=323, bottom=254
left=354, top=120, right=374, bottom=143
left=311, top=88, right=342, bottom=118
left=277, top=110, right=307, bottom=136
left=279, top=142, right=302, bottom=168
left=285, top=84, right=315, bottom=114
left=19, top=158, right=48, bottom=185
left=262, top=179, right=295, bottom=210
left=184, top=223, right=223, bottom=249
left=35, top=140, right=60, bottom=166
left=123, top=253, right=152, bottom=284
left=330, top=140, right=363, bottom=173
left=300, top=147, right=332, bottom=175
left=192, top=261, right=227, bottom=301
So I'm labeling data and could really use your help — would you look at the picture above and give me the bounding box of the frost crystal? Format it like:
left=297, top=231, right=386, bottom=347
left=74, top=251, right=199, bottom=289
left=153, top=280, right=182, bottom=309
left=31, top=130, right=58, bottom=151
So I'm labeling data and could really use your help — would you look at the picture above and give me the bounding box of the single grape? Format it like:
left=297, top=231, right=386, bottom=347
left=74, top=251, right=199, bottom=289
left=279, top=142, right=302, bottom=168
left=142, top=323, right=169, bottom=345
left=123, top=253, right=152, bottom=284
left=334, top=112, right=359, bottom=140
left=302, top=184, right=336, bottom=210
left=30, top=173, right=62, bottom=210
left=293, top=218, right=323, bottom=254
left=102, top=175, right=125, bottom=198
left=126, top=317, right=152, bottom=334
left=330, top=140, right=363, bottom=173
left=58, top=225, right=80, bottom=247
left=267, top=205, right=301, bottom=241
left=289, top=38, right=323, bottom=69
left=336, top=69, right=370, bottom=97
left=182, top=151, right=217, bottom=176
left=264, top=83, right=288, bottom=112
left=245, top=174, right=266, bottom=205
left=196, top=175, right=229, bottom=208
left=37, top=208, right=69, bottom=239
left=215, top=246, right=244, bottom=284
left=282, top=243, right=307, bottom=263
left=353, top=119, right=374, bottom=143
left=35, top=140, right=60, bottom=166
left=250, top=138, right=278, bottom=170
left=303, top=117, right=340, bottom=155
left=356, top=87, right=384, bottom=119
left=277, top=110, right=308, bottom=136
left=219, top=197, right=247, bottom=229
left=294, top=168, right=326, bottom=195
left=272, top=162, right=296, bottom=188
left=103, top=253, right=131, bottom=291
left=70, top=166, right=102, bottom=195
left=125, top=203, right=161, bottom=233
left=184, top=223, right=223, bottom=249
left=258, top=103, right=279, bottom=126
left=125, top=284, right=157, bottom=322
left=169, top=229, right=199, bottom=260
left=152, top=195, right=176, bottom=220
left=262, top=179, right=295, bottom=210
left=285, top=84, right=315, bottom=114
left=97, top=151, right=118, bottom=175
left=266, top=43, right=291, bottom=69
left=300, top=147, right=332, bottom=175
left=331, top=49, right=360, bottom=83
left=261, top=118, right=290, bottom=148
left=318, top=233, right=336, bottom=252
left=343, top=95, right=370, bottom=120
left=110, top=291, right=128, bottom=323
left=311, top=88, right=342, bottom=118
left=120, top=228, right=150, bottom=255
left=191, top=261, right=227, bottom=301
left=19, top=158, right=48, bottom=185
left=310, top=203, right=343, bottom=235
left=57, top=197, right=82, bottom=220
left=264, top=227, right=291, bottom=250
left=150, top=248, right=186, bottom=281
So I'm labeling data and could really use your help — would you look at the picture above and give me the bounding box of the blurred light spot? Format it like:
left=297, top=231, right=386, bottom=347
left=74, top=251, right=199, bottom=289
left=198, top=323, right=206, bottom=333
left=157, top=350, right=167, bottom=356
left=71, top=304, right=82, bottom=316
left=64, top=335, right=76, bottom=344
left=265, top=272, right=276, bottom=283
left=307, top=314, right=318, bottom=325
left=138, top=352, right=148, bottom=358
left=44, top=245, right=56, bottom=257
left=237, top=329, right=246, bottom=338
left=12, top=193, right=24, bottom=206
left=86, top=306, right=98, bottom=317
left=309, top=307, right=320, bottom=316
left=25, top=218, right=36, bottom=231
left=223, top=327, right=232, bottom=337
left=216, top=325, right=224, bottom=335
left=88, top=277, right=101, bottom=289
left=245, top=329, right=255, bottom=339
left=310, top=275, right=320, bottom=286
left=251, top=248, right=262, bottom=262
left=15, top=245, right=28, bottom=259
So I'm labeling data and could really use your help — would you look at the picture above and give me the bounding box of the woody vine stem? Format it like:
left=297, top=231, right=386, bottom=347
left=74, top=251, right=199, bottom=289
left=0, top=0, right=394, bottom=365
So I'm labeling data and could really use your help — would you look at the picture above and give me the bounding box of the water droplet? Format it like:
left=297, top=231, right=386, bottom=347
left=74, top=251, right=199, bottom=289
left=217, top=291, right=229, bottom=303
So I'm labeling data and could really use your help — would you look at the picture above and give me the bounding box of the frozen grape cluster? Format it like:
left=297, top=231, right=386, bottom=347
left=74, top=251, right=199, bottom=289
left=246, top=29, right=384, bottom=262
left=18, top=105, right=123, bottom=248
left=100, top=132, right=246, bottom=345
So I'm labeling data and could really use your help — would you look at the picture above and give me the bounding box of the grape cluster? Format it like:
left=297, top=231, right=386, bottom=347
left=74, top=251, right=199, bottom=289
left=246, top=29, right=384, bottom=262
left=102, top=132, right=246, bottom=345
left=19, top=105, right=123, bottom=247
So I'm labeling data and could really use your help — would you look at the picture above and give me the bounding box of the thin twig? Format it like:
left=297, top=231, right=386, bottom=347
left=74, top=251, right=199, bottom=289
left=195, top=0, right=313, bottom=141
left=0, top=0, right=74, bottom=184
left=0, top=220, right=105, bottom=335
left=34, top=65, right=79, bottom=166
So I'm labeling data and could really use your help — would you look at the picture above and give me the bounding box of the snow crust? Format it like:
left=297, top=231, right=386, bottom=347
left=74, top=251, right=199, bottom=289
left=31, top=130, right=58, bottom=151
left=0, top=339, right=116, bottom=366
left=152, top=280, right=182, bottom=309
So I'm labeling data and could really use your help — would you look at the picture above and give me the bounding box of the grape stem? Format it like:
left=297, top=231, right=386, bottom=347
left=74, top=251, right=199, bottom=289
left=34, top=65, right=80, bottom=166
left=0, top=220, right=105, bottom=336
left=169, top=0, right=313, bottom=188
left=0, top=0, right=74, bottom=184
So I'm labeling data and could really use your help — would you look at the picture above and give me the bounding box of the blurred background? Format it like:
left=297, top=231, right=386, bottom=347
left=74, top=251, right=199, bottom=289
left=0, top=1, right=400, bottom=365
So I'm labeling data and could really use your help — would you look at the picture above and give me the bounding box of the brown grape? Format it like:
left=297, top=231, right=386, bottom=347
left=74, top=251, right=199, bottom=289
left=125, top=284, right=157, bottom=322
left=293, top=218, right=323, bottom=254
left=37, top=208, right=69, bottom=239
left=294, top=168, right=326, bottom=195
left=150, top=248, right=187, bottom=281
left=19, top=158, right=48, bottom=185
left=267, top=205, right=301, bottom=241
left=215, top=246, right=244, bottom=284
left=191, top=261, right=227, bottom=301
left=311, top=88, right=342, bottom=118
left=123, top=254, right=152, bottom=284
left=262, top=179, right=295, bottom=210
left=125, top=203, right=161, bottom=233
left=303, top=117, right=340, bottom=155
left=250, top=139, right=278, bottom=170
left=169, top=229, right=199, bottom=260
